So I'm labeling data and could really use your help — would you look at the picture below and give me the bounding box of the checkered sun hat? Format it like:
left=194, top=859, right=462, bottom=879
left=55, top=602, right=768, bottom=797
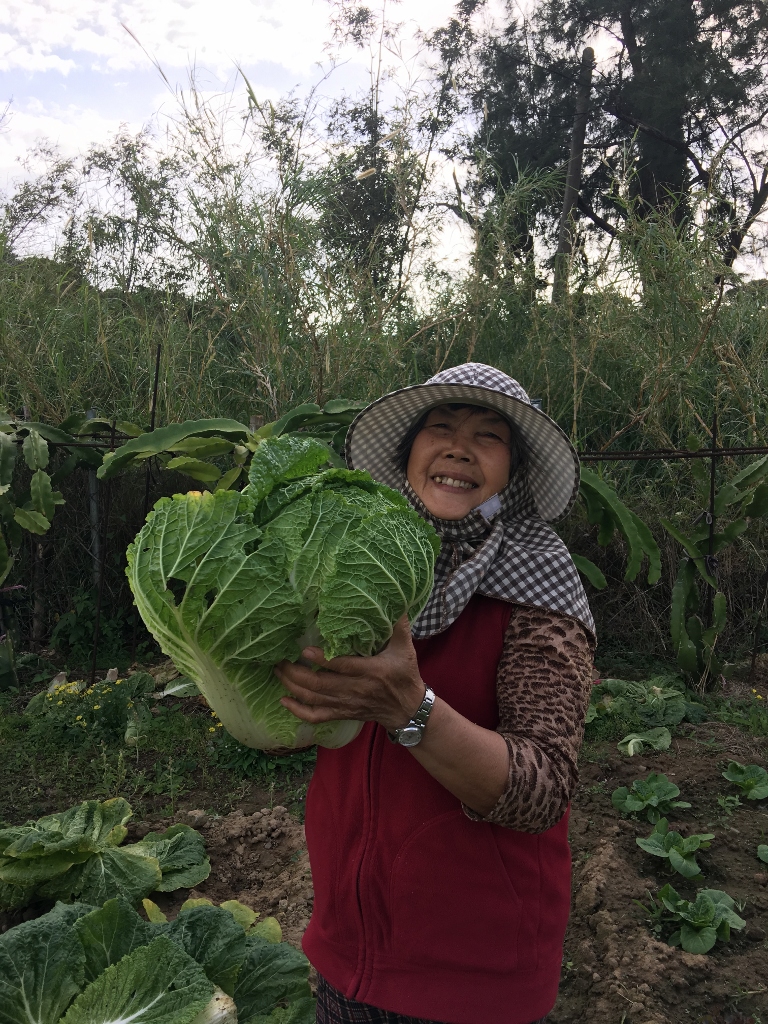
left=346, top=362, right=580, bottom=521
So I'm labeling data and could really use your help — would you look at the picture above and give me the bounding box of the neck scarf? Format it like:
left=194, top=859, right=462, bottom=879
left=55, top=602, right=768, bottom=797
left=403, top=469, right=595, bottom=639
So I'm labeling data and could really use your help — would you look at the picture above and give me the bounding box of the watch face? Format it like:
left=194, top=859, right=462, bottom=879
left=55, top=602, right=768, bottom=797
left=398, top=726, right=423, bottom=747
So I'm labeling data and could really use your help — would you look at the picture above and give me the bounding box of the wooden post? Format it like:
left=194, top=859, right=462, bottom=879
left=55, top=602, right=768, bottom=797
left=552, top=47, right=595, bottom=302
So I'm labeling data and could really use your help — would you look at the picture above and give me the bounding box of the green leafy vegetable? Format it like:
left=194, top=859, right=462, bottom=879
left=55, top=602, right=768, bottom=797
left=0, top=902, right=92, bottom=1024
left=74, top=897, right=153, bottom=983
left=611, top=772, right=692, bottom=823
left=758, top=845, right=768, bottom=864
left=127, top=435, right=440, bottom=750
left=618, top=727, right=672, bottom=756
left=0, top=800, right=209, bottom=912
left=0, top=897, right=315, bottom=1024
left=636, top=818, right=714, bottom=879
left=658, top=884, right=745, bottom=954
left=721, top=760, right=768, bottom=800
left=233, top=936, right=313, bottom=1022
left=60, top=935, right=214, bottom=1024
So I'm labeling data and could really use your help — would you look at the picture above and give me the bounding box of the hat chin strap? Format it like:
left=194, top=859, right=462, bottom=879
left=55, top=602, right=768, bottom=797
left=473, top=493, right=502, bottom=523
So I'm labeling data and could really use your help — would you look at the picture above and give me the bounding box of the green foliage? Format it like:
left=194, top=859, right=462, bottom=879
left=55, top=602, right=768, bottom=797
left=662, top=453, right=768, bottom=684
left=636, top=883, right=746, bottom=954
left=25, top=670, right=156, bottom=744
left=97, top=401, right=365, bottom=485
left=0, top=798, right=209, bottom=911
left=577, top=468, right=661, bottom=587
left=0, top=895, right=315, bottom=1023
left=211, top=731, right=317, bottom=781
left=585, top=675, right=706, bottom=744
left=127, top=435, right=440, bottom=751
left=758, top=845, right=768, bottom=864
left=636, top=818, right=714, bottom=879
left=617, top=727, right=672, bottom=756
left=611, top=772, right=692, bottom=824
left=0, top=413, right=100, bottom=587
left=711, top=694, right=768, bottom=736
left=721, top=761, right=768, bottom=801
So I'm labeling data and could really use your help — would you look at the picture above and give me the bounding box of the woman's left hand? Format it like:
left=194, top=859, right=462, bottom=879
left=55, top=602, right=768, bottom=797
left=273, top=616, right=426, bottom=731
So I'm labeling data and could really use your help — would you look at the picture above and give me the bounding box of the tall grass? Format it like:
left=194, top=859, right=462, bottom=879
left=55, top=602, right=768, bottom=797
left=1, top=81, right=767, bottom=660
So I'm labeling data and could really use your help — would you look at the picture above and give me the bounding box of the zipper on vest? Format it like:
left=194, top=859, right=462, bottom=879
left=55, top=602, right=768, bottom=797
left=351, top=722, right=378, bottom=998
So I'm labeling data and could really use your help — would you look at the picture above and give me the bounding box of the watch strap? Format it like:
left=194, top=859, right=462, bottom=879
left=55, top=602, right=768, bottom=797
left=387, top=686, right=436, bottom=746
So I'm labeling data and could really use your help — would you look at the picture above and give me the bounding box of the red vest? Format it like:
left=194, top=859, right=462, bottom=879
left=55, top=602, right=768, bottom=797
left=302, top=596, right=571, bottom=1024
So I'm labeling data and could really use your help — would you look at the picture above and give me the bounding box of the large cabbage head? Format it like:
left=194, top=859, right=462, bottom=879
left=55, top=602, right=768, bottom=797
left=127, top=435, right=439, bottom=750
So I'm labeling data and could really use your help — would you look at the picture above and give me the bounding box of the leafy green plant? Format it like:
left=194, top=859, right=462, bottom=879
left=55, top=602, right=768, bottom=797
left=25, top=669, right=157, bottom=744
left=647, top=883, right=746, bottom=954
left=721, top=761, right=768, bottom=800
left=0, top=797, right=210, bottom=911
left=611, top=772, right=692, bottom=823
left=757, top=844, right=768, bottom=864
left=127, top=434, right=440, bottom=751
left=571, top=467, right=661, bottom=591
left=662, top=447, right=768, bottom=683
left=636, top=818, right=714, bottom=879
left=0, top=896, right=315, bottom=1023
left=617, top=727, right=672, bottom=756
left=97, top=401, right=366, bottom=486
left=49, top=587, right=139, bottom=667
left=144, top=894, right=283, bottom=946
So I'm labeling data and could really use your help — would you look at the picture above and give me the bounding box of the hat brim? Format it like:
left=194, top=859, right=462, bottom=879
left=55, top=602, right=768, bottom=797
left=345, top=381, right=580, bottom=522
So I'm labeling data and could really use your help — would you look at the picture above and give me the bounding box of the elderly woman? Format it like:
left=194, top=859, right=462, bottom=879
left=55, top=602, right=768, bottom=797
left=274, top=364, right=595, bottom=1024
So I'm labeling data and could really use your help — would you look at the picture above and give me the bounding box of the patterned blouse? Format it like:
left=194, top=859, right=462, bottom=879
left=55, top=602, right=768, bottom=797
left=462, top=604, right=595, bottom=833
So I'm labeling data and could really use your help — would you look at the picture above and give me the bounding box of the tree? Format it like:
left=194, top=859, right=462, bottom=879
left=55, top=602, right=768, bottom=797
left=437, top=0, right=768, bottom=268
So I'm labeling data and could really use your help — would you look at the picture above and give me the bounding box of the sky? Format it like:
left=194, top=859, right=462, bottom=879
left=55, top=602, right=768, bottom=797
left=0, top=0, right=473, bottom=185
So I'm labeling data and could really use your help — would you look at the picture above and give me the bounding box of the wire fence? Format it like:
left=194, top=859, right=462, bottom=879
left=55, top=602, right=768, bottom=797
left=4, top=412, right=768, bottom=686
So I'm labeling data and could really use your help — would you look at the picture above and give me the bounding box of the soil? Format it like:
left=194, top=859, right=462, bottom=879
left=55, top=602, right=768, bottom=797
left=125, top=801, right=321, bottom=990
left=552, top=722, right=768, bottom=1024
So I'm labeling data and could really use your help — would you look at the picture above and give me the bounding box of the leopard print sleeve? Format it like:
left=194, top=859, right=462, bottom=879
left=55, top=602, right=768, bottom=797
left=462, top=604, right=595, bottom=833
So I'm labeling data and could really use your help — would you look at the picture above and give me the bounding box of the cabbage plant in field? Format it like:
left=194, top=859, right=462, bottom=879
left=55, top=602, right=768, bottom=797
left=0, top=896, right=316, bottom=1023
left=0, top=798, right=209, bottom=912
left=127, top=435, right=440, bottom=750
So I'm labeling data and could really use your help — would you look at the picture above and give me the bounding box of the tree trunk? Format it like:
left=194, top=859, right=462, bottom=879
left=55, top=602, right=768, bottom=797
left=553, top=47, right=594, bottom=302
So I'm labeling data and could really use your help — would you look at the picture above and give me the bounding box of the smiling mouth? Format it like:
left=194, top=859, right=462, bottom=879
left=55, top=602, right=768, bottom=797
left=431, top=475, right=478, bottom=491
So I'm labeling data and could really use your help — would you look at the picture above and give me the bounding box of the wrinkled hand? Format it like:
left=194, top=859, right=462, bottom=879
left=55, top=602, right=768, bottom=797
left=273, top=616, right=426, bottom=731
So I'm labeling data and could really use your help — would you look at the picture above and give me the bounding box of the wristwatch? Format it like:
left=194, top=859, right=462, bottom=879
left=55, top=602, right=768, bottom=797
left=387, top=686, right=436, bottom=747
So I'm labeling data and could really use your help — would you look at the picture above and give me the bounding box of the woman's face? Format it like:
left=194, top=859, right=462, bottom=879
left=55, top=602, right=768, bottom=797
left=406, top=405, right=512, bottom=520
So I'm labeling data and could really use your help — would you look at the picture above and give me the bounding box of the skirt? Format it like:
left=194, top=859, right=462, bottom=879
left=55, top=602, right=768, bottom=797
left=315, top=975, right=548, bottom=1024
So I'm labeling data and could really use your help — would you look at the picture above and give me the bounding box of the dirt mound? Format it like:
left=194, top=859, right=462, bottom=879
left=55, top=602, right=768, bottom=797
left=137, top=805, right=314, bottom=949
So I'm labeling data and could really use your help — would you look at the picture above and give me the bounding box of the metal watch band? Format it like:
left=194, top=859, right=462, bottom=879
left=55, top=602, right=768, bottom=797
left=386, top=686, right=436, bottom=747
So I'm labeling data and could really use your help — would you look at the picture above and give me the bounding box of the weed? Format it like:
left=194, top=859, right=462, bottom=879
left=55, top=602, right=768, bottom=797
left=717, top=794, right=744, bottom=818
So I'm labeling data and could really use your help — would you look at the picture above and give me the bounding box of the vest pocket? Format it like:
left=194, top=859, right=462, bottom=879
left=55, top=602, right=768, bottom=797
left=388, top=810, right=530, bottom=973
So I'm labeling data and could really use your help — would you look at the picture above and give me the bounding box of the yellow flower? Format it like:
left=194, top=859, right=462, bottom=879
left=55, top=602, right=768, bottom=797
left=57, top=701, right=63, bottom=706
left=115, top=680, right=121, bottom=686
left=76, top=715, right=82, bottom=720
left=93, top=704, right=101, bottom=710
left=208, top=727, right=216, bottom=733
left=757, top=695, right=764, bottom=700
left=217, top=722, right=223, bottom=728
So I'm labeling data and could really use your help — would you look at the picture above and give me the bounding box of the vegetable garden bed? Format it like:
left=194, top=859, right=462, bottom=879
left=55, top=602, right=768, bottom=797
left=555, top=723, right=768, bottom=1023
left=1, top=660, right=767, bottom=1022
